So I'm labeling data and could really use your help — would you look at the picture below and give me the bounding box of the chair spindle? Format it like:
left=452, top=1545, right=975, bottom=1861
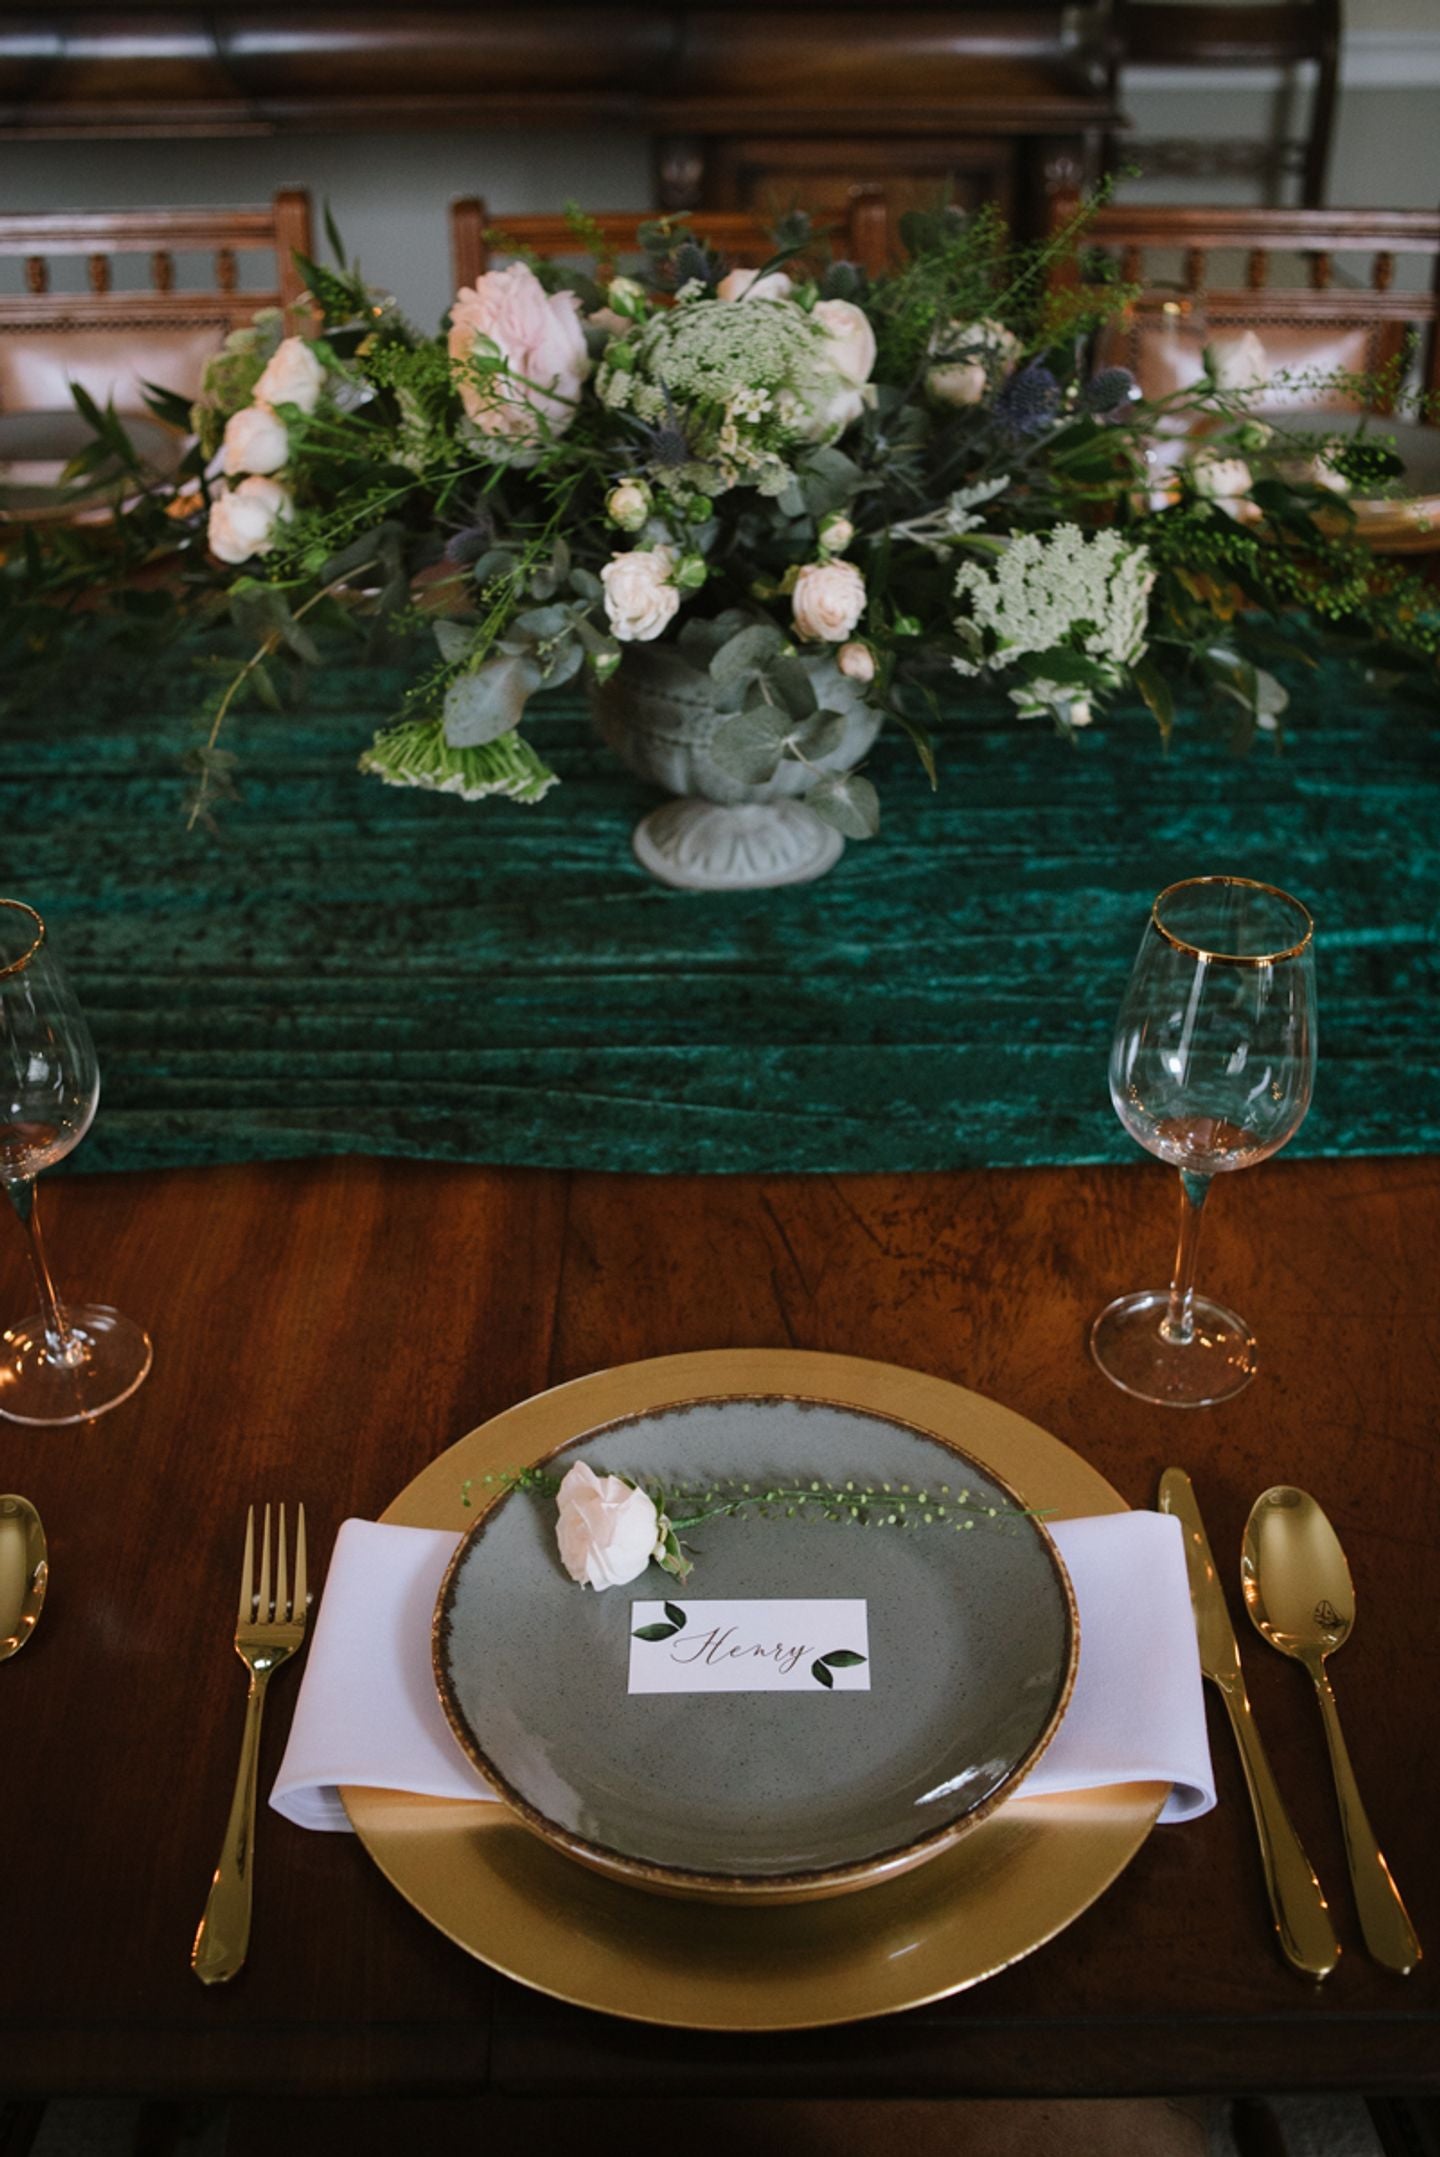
left=151, top=251, right=175, bottom=293
left=24, top=255, right=47, bottom=295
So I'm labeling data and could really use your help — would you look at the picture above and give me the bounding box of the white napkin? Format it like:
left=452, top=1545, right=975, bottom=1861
left=271, top=1511, right=1214, bottom=1833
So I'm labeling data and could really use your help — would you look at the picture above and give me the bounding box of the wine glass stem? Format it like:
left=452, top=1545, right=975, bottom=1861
left=1161, top=1169, right=1212, bottom=1347
left=4, top=1177, right=78, bottom=1363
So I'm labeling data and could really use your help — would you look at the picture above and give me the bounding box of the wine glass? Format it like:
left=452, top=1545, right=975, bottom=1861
left=0, top=899, right=152, bottom=1424
left=1090, top=876, right=1316, bottom=1407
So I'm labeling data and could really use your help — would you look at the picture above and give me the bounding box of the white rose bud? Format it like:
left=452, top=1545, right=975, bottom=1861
left=1069, top=697, right=1094, bottom=728
left=222, top=402, right=290, bottom=477
left=837, top=639, right=876, bottom=684
left=206, top=475, right=294, bottom=566
left=792, top=559, right=866, bottom=644
left=1191, top=452, right=1253, bottom=501
left=927, top=317, right=1021, bottom=408
left=252, top=335, right=325, bottom=415
left=605, top=479, right=652, bottom=532
left=716, top=267, right=795, bottom=303
left=1205, top=331, right=1269, bottom=394
left=600, top=545, right=681, bottom=642
left=607, top=276, right=648, bottom=319
left=555, top=1463, right=663, bottom=1591
left=819, top=511, right=854, bottom=555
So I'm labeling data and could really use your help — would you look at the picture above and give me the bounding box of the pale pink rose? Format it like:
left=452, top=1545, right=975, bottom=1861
left=813, top=299, right=876, bottom=392
left=927, top=318, right=1021, bottom=407
left=222, top=402, right=289, bottom=477
left=253, top=336, right=324, bottom=415
left=792, top=559, right=866, bottom=643
left=207, top=476, right=293, bottom=565
left=601, top=546, right=680, bottom=642
left=448, top=262, right=590, bottom=451
left=555, top=1463, right=661, bottom=1590
left=716, top=267, right=795, bottom=303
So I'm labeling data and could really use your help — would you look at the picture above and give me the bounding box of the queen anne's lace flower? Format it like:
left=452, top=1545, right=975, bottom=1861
left=952, top=527, right=1155, bottom=722
left=595, top=292, right=861, bottom=490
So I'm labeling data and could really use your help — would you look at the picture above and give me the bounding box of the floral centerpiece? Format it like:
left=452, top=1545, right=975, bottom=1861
left=8, top=204, right=1436, bottom=888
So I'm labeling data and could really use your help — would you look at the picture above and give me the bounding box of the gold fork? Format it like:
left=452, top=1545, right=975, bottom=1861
left=192, top=1503, right=310, bottom=1986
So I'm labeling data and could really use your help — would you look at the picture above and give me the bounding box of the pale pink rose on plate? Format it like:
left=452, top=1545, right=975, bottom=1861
left=717, top=267, right=795, bottom=303
left=448, top=262, right=590, bottom=453
left=601, top=546, right=680, bottom=642
left=207, top=475, right=294, bottom=565
left=222, top=402, right=289, bottom=477
left=792, top=559, right=866, bottom=643
left=253, top=336, right=325, bottom=415
left=555, top=1462, right=662, bottom=1590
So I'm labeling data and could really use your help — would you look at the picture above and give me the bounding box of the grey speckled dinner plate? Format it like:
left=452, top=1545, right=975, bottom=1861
left=433, top=1394, right=1077, bottom=1902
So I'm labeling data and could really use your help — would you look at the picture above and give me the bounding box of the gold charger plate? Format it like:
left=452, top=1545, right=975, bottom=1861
left=344, top=1349, right=1166, bottom=2030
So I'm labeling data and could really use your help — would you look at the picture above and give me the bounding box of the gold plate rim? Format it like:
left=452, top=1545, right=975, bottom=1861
left=344, top=1348, right=1167, bottom=2031
left=429, top=1391, right=1080, bottom=1901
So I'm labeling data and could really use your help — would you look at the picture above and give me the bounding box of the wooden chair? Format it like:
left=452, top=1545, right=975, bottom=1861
left=1102, top=0, right=1342, bottom=207
left=0, top=189, right=313, bottom=492
left=450, top=194, right=890, bottom=292
left=1056, top=205, right=1440, bottom=410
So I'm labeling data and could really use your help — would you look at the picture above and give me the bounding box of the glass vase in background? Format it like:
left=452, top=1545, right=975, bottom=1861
left=0, top=899, right=152, bottom=1424
left=1091, top=876, right=1316, bottom=1407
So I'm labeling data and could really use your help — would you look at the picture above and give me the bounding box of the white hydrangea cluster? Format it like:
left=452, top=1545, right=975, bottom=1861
left=594, top=293, right=838, bottom=493
left=952, top=526, right=1156, bottom=721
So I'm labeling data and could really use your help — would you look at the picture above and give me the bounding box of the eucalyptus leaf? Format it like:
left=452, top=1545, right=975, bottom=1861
left=808, top=771, right=880, bottom=839
left=568, top=566, right=603, bottom=603
left=798, top=445, right=863, bottom=517
left=443, top=654, right=541, bottom=746
left=1131, top=655, right=1174, bottom=739
left=432, top=618, right=472, bottom=664
left=472, top=547, right=520, bottom=588
left=790, top=708, right=848, bottom=762
left=710, top=622, right=786, bottom=687
left=769, top=655, right=818, bottom=721
left=512, top=603, right=575, bottom=644
left=710, top=705, right=791, bottom=784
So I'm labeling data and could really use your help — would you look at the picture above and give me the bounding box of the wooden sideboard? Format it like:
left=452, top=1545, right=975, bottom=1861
left=0, top=3, right=1114, bottom=236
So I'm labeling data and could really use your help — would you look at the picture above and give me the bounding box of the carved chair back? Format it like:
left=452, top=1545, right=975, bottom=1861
left=1058, top=205, right=1440, bottom=411
left=0, top=189, right=314, bottom=431
left=449, top=194, right=890, bottom=292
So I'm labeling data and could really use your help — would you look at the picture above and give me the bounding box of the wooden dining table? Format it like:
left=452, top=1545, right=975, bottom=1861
left=1, top=1146, right=1435, bottom=2102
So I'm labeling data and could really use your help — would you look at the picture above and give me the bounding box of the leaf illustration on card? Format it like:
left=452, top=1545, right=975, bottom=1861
left=632, top=1604, right=687, bottom=1643
left=811, top=1647, right=868, bottom=1687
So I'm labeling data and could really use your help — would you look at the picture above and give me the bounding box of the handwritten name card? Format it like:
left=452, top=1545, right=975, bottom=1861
left=627, top=1598, right=871, bottom=1694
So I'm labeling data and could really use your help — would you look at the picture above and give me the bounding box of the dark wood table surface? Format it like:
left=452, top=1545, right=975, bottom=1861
left=1, top=1152, right=1436, bottom=2101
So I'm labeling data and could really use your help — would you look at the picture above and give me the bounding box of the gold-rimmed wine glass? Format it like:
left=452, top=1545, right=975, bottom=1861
left=0, top=898, right=152, bottom=1423
left=1091, top=875, right=1316, bottom=1407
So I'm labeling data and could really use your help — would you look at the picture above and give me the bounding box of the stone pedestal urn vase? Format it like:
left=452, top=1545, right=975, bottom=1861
left=591, top=644, right=883, bottom=892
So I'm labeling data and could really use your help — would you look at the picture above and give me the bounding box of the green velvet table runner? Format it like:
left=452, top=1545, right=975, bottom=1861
left=3, top=652, right=1436, bottom=1175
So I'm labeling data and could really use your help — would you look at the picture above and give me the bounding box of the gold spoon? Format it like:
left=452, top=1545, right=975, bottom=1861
left=0, top=1493, right=47, bottom=1660
left=1242, top=1486, right=1421, bottom=1974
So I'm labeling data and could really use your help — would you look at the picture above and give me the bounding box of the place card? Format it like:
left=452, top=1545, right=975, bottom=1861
left=627, top=1597, right=871, bottom=1694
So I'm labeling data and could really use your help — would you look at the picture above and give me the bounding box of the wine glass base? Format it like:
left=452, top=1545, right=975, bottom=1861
left=1090, top=1290, right=1256, bottom=1407
left=0, top=1305, right=153, bottom=1425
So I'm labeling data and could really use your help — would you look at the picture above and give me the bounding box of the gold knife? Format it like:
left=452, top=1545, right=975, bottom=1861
left=1158, top=1467, right=1341, bottom=1981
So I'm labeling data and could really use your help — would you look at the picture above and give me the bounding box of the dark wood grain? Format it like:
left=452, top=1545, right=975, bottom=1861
left=0, top=1153, right=1435, bottom=2098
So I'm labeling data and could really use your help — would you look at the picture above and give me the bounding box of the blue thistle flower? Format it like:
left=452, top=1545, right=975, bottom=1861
left=1082, top=367, right=1140, bottom=416
left=993, top=363, right=1061, bottom=438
